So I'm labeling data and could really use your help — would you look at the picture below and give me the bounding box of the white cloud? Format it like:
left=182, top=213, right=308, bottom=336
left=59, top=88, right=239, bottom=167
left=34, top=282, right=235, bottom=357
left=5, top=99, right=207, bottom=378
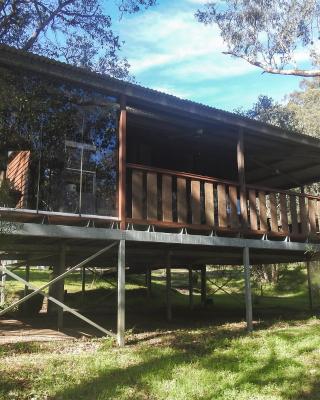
left=159, top=55, right=256, bottom=82
left=118, top=9, right=239, bottom=78
left=113, top=3, right=300, bottom=111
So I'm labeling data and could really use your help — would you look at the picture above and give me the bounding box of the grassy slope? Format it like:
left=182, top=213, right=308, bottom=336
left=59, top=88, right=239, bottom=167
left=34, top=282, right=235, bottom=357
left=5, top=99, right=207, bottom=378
left=1, top=319, right=320, bottom=400
left=1, top=267, right=320, bottom=399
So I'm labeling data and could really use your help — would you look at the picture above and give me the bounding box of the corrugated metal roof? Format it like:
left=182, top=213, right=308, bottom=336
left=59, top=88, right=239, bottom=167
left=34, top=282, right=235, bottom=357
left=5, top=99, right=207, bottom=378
left=0, top=44, right=319, bottom=148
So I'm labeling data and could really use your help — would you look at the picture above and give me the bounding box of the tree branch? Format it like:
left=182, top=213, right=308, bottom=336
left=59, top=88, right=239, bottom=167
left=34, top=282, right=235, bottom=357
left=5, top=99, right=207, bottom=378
left=22, top=0, right=74, bottom=50
left=223, top=51, right=320, bottom=77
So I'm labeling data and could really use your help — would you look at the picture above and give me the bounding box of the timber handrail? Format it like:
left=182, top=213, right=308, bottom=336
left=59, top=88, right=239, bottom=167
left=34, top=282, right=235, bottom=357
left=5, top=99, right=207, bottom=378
left=126, top=163, right=320, bottom=238
left=127, top=163, right=320, bottom=201
left=127, top=163, right=240, bottom=187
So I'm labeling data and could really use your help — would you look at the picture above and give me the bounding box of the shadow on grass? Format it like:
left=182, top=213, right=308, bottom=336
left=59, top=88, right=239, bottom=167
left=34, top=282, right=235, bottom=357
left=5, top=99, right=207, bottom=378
left=41, top=326, right=320, bottom=399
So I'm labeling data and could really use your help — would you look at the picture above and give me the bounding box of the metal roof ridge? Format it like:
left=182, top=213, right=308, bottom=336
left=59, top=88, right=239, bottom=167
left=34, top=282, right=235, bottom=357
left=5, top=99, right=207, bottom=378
left=0, top=44, right=319, bottom=146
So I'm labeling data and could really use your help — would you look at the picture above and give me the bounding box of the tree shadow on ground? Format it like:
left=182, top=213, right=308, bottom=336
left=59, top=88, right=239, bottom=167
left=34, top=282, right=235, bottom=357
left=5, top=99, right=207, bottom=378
left=48, top=327, right=320, bottom=400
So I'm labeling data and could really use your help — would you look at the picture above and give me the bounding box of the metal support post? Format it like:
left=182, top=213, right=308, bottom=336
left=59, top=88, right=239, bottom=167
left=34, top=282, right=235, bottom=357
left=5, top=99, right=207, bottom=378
left=146, top=268, right=152, bottom=297
left=24, top=260, right=30, bottom=298
left=117, top=240, right=126, bottom=347
left=166, top=253, right=172, bottom=321
left=0, top=261, right=6, bottom=306
left=306, top=260, right=313, bottom=311
left=57, top=245, right=66, bottom=329
left=200, top=265, right=207, bottom=307
left=81, top=266, right=86, bottom=296
left=188, top=268, right=193, bottom=310
left=243, top=247, right=253, bottom=332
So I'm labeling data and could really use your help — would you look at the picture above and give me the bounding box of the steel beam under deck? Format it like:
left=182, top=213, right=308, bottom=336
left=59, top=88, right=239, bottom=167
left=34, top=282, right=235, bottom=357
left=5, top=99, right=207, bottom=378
left=3, top=223, right=320, bottom=254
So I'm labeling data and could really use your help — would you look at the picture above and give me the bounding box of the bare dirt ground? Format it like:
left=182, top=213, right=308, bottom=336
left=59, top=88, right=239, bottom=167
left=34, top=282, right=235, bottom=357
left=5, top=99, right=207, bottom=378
left=0, top=318, right=95, bottom=344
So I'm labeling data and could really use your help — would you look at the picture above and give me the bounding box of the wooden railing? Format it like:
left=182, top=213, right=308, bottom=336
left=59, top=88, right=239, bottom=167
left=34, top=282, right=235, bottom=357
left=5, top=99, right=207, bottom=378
left=126, top=163, right=320, bottom=238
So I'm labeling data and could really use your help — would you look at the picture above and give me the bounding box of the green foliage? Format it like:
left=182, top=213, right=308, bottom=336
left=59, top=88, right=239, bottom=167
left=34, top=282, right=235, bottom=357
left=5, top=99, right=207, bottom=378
left=235, top=95, right=297, bottom=131
left=276, top=266, right=306, bottom=292
left=0, top=0, right=157, bottom=78
left=286, top=78, right=320, bottom=137
left=196, top=0, right=320, bottom=77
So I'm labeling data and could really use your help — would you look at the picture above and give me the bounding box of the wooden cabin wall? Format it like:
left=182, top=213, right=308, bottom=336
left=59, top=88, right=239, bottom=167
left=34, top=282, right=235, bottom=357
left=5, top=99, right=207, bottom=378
left=6, top=151, right=31, bottom=208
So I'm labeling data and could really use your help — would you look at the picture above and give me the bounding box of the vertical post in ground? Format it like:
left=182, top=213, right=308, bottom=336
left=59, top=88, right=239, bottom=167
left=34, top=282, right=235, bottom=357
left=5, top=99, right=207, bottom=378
left=188, top=268, right=193, bottom=310
left=24, top=260, right=30, bottom=298
left=243, top=247, right=253, bottom=332
left=23, top=259, right=30, bottom=313
left=117, top=240, right=126, bottom=347
left=306, top=260, right=313, bottom=311
left=81, top=267, right=86, bottom=297
left=57, top=244, right=66, bottom=330
left=166, top=253, right=172, bottom=321
left=146, top=268, right=152, bottom=297
left=0, top=261, right=6, bottom=306
left=200, top=265, right=207, bottom=307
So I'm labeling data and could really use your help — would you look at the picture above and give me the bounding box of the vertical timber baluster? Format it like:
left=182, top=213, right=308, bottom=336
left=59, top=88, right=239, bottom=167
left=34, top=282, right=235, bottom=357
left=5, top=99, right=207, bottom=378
left=249, top=190, right=258, bottom=231
left=229, top=185, right=238, bottom=228
left=191, top=180, right=201, bottom=225
left=308, top=198, right=317, bottom=234
left=132, top=170, right=144, bottom=220
left=162, top=175, right=173, bottom=222
left=290, top=195, right=299, bottom=235
left=147, top=172, right=157, bottom=221
left=217, top=184, right=227, bottom=228
left=204, top=182, right=214, bottom=227
left=269, top=192, right=278, bottom=232
left=280, top=193, right=289, bottom=234
left=299, top=195, right=308, bottom=236
left=258, top=191, right=268, bottom=232
left=177, top=177, right=187, bottom=224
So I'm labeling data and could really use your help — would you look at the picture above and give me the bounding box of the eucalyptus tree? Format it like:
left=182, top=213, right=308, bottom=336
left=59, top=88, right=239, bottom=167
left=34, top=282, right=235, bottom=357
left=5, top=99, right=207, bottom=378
left=196, top=0, right=320, bottom=77
left=0, top=0, right=156, bottom=78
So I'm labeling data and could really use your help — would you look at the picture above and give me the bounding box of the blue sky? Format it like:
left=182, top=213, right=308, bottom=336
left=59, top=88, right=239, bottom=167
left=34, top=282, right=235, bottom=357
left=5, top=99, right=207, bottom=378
left=111, top=0, right=303, bottom=112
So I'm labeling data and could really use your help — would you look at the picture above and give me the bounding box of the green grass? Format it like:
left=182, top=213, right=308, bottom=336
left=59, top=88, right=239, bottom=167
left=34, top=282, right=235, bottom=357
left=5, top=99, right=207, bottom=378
left=1, top=318, right=320, bottom=399
left=1, top=266, right=320, bottom=399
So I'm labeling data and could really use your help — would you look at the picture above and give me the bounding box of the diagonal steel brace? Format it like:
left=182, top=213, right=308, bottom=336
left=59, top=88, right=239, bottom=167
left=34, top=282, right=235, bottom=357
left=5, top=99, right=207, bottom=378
left=4, top=268, right=115, bottom=337
left=0, top=241, right=118, bottom=317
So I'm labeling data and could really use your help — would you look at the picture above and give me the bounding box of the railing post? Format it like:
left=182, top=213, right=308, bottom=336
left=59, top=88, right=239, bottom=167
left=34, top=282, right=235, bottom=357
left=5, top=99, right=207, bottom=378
left=119, top=95, right=127, bottom=230
left=237, top=129, right=248, bottom=228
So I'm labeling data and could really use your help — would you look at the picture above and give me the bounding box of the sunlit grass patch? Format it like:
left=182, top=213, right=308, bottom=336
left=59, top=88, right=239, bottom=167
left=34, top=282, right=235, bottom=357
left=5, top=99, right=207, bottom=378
left=1, top=319, right=320, bottom=400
